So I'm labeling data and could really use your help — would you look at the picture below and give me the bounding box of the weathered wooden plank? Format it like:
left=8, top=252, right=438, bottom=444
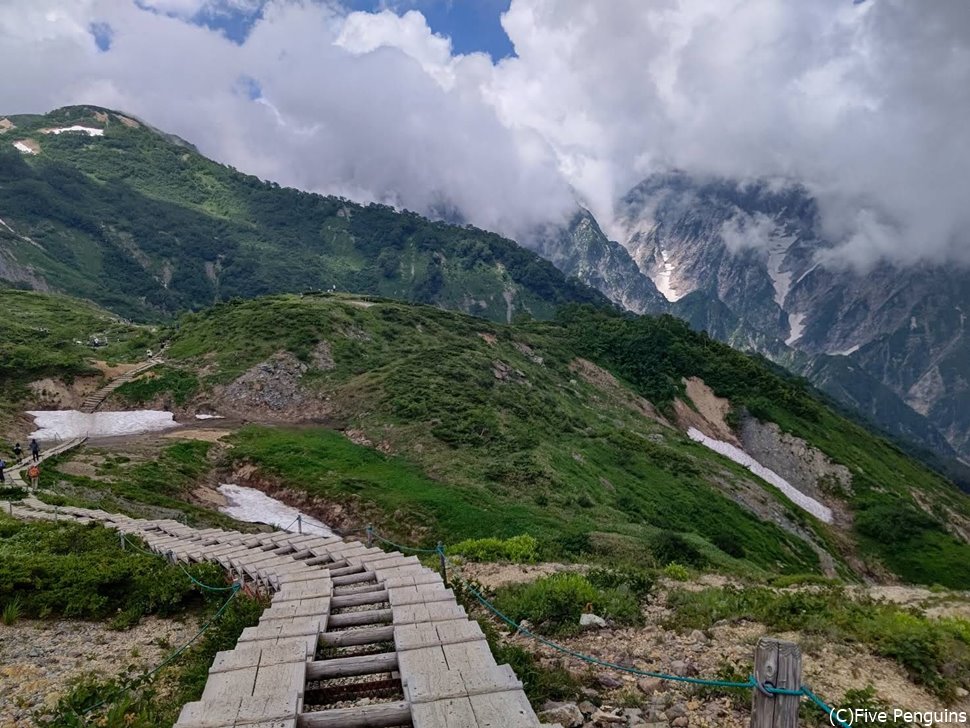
left=200, top=667, right=258, bottom=702
left=469, top=690, right=538, bottom=727
left=404, top=664, right=522, bottom=704
left=306, top=651, right=398, bottom=679
left=327, top=608, right=393, bottom=628
left=411, top=696, right=479, bottom=728
left=330, top=590, right=388, bottom=608
left=442, top=641, right=497, bottom=673
left=252, top=661, right=306, bottom=697
left=319, top=624, right=395, bottom=647
left=297, top=700, right=411, bottom=728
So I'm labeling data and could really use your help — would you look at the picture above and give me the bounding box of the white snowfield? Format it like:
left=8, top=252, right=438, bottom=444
left=28, top=410, right=177, bottom=441
left=43, top=126, right=104, bottom=136
left=12, top=141, right=36, bottom=154
left=687, top=427, right=833, bottom=523
left=194, top=413, right=225, bottom=420
left=218, top=483, right=334, bottom=536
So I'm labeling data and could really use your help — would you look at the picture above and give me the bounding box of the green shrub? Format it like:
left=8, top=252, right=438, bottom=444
left=587, top=566, right=655, bottom=600
left=493, top=573, right=642, bottom=635
left=663, top=563, right=691, bottom=581
left=449, top=535, right=539, bottom=563
left=651, top=531, right=705, bottom=567
left=0, top=520, right=228, bottom=622
left=1, top=597, right=21, bottom=625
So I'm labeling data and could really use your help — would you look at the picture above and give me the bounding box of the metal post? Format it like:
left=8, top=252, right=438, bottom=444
left=437, top=542, right=447, bottom=587
left=54, top=506, right=58, bottom=522
left=751, top=637, right=802, bottom=728
left=366, top=525, right=373, bottom=548
left=120, top=531, right=126, bottom=550
left=297, top=514, right=303, bottom=535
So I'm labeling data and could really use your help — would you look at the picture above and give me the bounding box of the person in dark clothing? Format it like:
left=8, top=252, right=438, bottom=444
left=0, top=459, right=5, bottom=483
left=30, top=439, right=40, bottom=463
left=13, top=443, right=22, bottom=462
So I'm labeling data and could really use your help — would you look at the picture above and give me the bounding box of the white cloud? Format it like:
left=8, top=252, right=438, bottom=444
left=0, top=0, right=968, bottom=267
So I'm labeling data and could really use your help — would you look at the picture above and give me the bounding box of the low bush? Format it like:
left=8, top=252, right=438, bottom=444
left=651, top=531, right=705, bottom=567
left=662, top=563, right=691, bottom=581
left=587, top=566, right=655, bottom=600
left=0, top=519, right=229, bottom=622
left=493, top=572, right=642, bottom=635
left=449, top=534, right=539, bottom=563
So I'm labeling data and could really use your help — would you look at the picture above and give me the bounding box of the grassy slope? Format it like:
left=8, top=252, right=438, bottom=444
left=143, top=293, right=970, bottom=586
left=0, top=105, right=604, bottom=321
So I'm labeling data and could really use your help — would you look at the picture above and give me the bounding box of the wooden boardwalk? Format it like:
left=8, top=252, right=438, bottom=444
left=8, top=358, right=161, bottom=489
left=5, top=497, right=560, bottom=728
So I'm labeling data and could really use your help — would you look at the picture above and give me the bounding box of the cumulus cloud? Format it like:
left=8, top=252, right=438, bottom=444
left=0, top=0, right=968, bottom=267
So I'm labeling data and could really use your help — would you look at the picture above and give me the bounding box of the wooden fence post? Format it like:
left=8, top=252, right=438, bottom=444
left=751, top=637, right=801, bottom=728
left=437, top=542, right=447, bottom=587
left=297, top=514, right=303, bottom=535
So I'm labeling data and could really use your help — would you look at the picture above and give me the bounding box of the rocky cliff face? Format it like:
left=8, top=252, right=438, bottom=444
left=605, top=172, right=970, bottom=463
left=527, top=210, right=668, bottom=315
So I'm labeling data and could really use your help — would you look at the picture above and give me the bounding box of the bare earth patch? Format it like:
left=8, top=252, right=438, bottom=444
left=457, top=561, right=585, bottom=590
left=0, top=616, right=199, bottom=727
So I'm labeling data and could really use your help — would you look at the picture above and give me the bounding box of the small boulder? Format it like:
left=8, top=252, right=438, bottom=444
left=538, top=701, right=584, bottom=728
left=597, top=674, right=624, bottom=690
left=672, top=717, right=689, bottom=727
left=580, top=612, right=608, bottom=629
left=637, top=677, right=663, bottom=695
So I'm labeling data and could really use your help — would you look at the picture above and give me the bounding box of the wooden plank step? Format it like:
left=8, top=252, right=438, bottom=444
left=319, top=625, right=395, bottom=647
left=331, top=571, right=376, bottom=586
left=330, top=590, right=388, bottom=609
left=297, top=700, right=411, bottom=728
left=327, top=609, right=392, bottom=628
left=306, top=650, right=398, bottom=680
left=403, top=664, right=521, bottom=704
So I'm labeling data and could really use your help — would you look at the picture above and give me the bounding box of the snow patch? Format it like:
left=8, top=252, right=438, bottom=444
left=43, top=126, right=103, bottom=136
left=218, top=484, right=333, bottom=536
left=12, top=141, right=36, bottom=154
left=27, top=410, right=177, bottom=441
left=765, top=237, right=795, bottom=307
left=195, top=413, right=225, bottom=420
left=786, top=313, right=806, bottom=346
left=654, top=248, right=684, bottom=302
left=830, top=344, right=861, bottom=357
left=688, top=427, right=833, bottom=523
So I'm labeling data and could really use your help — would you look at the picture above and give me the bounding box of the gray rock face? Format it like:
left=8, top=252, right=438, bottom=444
left=527, top=209, right=668, bottom=315
left=739, top=416, right=852, bottom=502
left=610, top=171, right=970, bottom=464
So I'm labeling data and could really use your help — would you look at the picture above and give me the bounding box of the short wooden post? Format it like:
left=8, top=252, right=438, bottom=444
left=437, top=542, right=447, bottom=587
left=751, top=637, right=802, bottom=728
left=53, top=506, right=58, bottom=522
left=120, top=531, right=126, bottom=551
left=297, top=514, right=302, bottom=535
left=366, top=525, right=373, bottom=548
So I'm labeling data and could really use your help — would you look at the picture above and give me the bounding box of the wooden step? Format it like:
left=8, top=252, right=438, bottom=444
left=330, top=590, right=388, bottom=609
left=306, top=651, right=397, bottom=680
left=319, top=625, right=395, bottom=647
left=298, top=700, right=411, bottom=728
left=327, top=609, right=392, bottom=628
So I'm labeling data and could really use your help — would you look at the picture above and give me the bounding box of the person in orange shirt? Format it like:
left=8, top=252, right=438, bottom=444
left=27, top=463, right=40, bottom=490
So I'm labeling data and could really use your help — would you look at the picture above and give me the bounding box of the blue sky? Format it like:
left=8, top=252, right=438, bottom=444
left=181, top=0, right=514, bottom=59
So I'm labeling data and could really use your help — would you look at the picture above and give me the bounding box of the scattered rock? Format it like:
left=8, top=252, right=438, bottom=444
left=597, top=674, right=624, bottom=690
left=638, top=677, right=663, bottom=695
left=538, top=701, right=584, bottom=728
left=665, top=703, right=688, bottom=720
left=689, top=629, right=707, bottom=644
left=310, top=340, right=335, bottom=370
left=671, top=717, right=689, bottom=727
left=669, top=660, right=697, bottom=677
left=591, top=707, right=626, bottom=725
left=578, top=700, right=597, bottom=716
left=580, top=612, right=608, bottom=629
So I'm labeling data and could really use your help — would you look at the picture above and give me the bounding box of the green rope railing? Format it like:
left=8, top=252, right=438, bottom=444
left=368, top=527, right=851, bottom=728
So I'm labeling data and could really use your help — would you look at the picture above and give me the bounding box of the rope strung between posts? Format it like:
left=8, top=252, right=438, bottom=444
left=120, top=533, right=240, bottom=592
left=76, top=584, right=241, bottom=716
left=367, top=527, right=852, bottom=728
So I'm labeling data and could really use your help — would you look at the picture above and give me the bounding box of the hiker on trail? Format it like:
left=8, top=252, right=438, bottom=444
left=30, top=439, right=39, bottom=463
left=0, top=459, right=5, bottom=484
left=27, top=463, right=39, bottom=490
left=13, top=443, right=22, bottom=462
